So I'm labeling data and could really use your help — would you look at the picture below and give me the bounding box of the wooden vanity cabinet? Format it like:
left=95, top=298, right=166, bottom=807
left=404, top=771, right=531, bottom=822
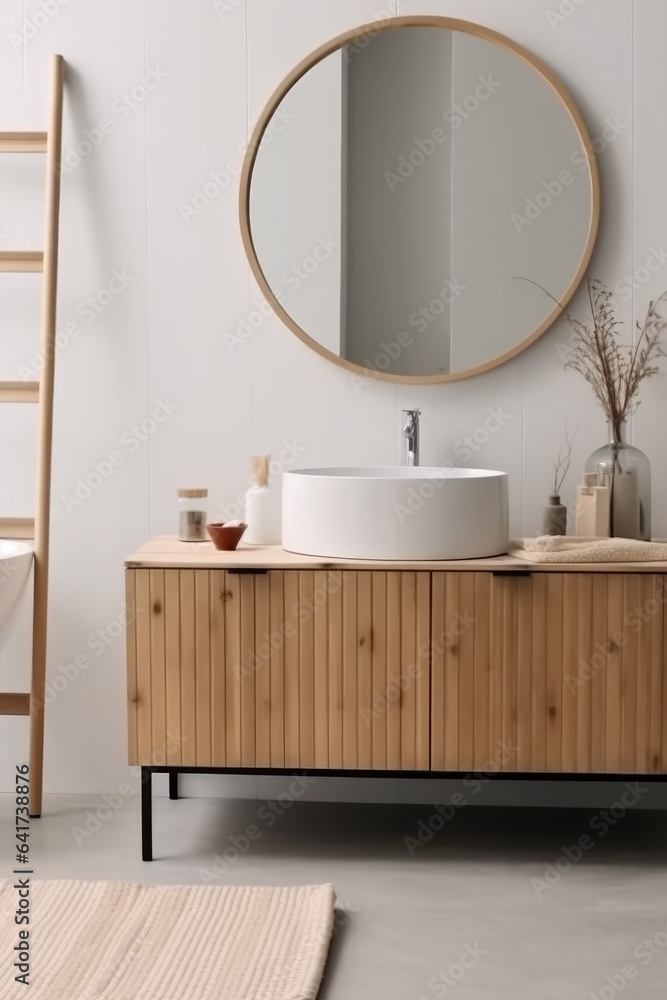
left=127, top=568, right=431, bottom=772
left=430, top=571, right=667, bottom=776
left=126, top=544, right=667, bottom=777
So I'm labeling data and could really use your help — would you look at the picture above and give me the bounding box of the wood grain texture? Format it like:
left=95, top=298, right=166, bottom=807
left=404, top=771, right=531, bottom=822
left=149, top=570, right=166, bottom=765
left=0, top=693, right=30, bottom=716
left=650, top=577, right=665, bottom=774
left=28, top=55, right=65, bottom=818
left=125, top=570, right=138, bottom=764
left=386, top=572, right=402, bottom=771
left=283, top=572, right=301, bottom=768
left=194, top=571, right=211, bottom=766
left=415, top=573, right=431, bottom=771
left=531, top=573, right=547, bottom=772
left=357, top=573, right=373, bottom=770
left=240, top=575, right=256, bottom=768
left=442, top=572, right=460, bottom=771
left=575, top=575, right=593, bottom=773
left=590, top=575, right=608, bottom=773
left=210, top=570, right=226, bottom=768
left=606, top=575, right=624, bottom=772
left=432, top=572, right=491, bottom=771
left=298, top=571, right=315, bottom=768
left=327, top=572, right=344, bottom=769
left=223, top=573, right=242, bottom=767
left=128, top=569, right=667, bottom=774
left=164, top=570, right=181, bottom=765
left=371, top=572, right=388, bottom=769
left=473, top=573, right=491, bottom=768
left=127, top=537, right=667, bottom=575
left=269, top=571, right=286, bottom=767
left=313, top=571, right=330, bottom=769
left=179, top=570, right=197, bottom=766
left=561, top=574, right=580, bottom=773
left=254, top=572, right=271, bottom=768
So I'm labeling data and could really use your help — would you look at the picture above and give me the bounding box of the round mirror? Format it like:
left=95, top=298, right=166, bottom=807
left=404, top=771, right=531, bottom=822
left=240, top=16, right=599, bottom=383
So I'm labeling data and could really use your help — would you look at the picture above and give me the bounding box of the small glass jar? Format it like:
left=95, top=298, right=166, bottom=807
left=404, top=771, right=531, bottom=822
left=178, top=488, right=208, bottom=542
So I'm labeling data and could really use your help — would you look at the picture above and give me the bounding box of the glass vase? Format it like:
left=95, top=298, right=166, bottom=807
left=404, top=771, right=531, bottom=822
left=584, top=421, right=651, bottom=540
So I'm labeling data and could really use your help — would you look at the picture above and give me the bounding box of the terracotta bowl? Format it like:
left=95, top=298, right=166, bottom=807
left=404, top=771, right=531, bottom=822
left=207, top=522, right=247, bottom=551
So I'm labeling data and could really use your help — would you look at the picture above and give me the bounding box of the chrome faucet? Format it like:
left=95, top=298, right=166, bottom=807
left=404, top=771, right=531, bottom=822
left=401, top=409, right=421, bottom=467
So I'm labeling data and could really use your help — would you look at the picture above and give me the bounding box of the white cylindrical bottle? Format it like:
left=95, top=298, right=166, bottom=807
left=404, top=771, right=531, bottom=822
left=245, top=456, right=281, bottom=545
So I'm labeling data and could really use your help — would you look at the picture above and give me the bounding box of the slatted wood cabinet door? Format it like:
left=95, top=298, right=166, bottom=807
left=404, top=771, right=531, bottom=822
left=430, top=571, right=667, bottom=775
left=127, top=568, right=431, bottom=770
left=128, top=567, right=667, bottom=775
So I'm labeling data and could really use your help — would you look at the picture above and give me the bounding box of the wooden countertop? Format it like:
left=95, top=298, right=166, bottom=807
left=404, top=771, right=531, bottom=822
left=125, top=537, right=667, bottom=573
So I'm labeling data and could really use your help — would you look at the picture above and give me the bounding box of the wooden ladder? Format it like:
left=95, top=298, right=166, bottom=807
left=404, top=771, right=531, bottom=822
left=0, top=55, right=64, bottom=818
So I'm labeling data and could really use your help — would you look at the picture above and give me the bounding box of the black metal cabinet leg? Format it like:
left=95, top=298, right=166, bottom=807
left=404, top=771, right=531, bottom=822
left=141, top=767, right=153, bottom=861
left=169, top=771, right=179, bottom=800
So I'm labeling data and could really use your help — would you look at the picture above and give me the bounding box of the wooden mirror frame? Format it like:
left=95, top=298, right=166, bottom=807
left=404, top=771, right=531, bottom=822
left=239, top=15, right=600, bottom=385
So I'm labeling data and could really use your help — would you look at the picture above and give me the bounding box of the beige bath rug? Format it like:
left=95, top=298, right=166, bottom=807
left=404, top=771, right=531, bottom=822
left=0, top=879, right=335, bottom=999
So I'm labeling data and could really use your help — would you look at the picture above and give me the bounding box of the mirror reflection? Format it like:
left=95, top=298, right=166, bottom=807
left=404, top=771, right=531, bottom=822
left=248, top=24, right=597, bottom=379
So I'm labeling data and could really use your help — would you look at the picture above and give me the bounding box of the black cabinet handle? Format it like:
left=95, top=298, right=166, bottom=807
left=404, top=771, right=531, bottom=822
left=227, top=568, right=268, bottom=575
left=492, top=570, right=532, bottom=578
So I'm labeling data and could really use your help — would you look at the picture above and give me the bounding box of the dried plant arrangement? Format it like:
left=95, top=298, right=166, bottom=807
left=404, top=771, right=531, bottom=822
left=565, top=279, right=667, bottom=440
left=552, top=421, right=576, bottom=497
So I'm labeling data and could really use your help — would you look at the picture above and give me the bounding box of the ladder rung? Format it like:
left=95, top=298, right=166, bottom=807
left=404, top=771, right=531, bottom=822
left=0, top=693, right=30, bottom=716
left=0, top=131, right=47, bottom=152
left=0, top=517, right=35, bottom=539
left=0, top=381, right=39, bottom=402
left=0, top=251, right=44, bottom=273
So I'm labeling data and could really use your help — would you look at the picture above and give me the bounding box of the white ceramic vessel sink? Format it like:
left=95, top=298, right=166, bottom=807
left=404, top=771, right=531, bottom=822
left=283, top=467, right=509, bottom=561
left=0, top=540, right=33, bottom=632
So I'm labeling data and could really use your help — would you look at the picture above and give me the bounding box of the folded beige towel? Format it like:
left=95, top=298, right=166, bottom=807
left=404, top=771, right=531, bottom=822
left=511, top=536, right=667, bottom=563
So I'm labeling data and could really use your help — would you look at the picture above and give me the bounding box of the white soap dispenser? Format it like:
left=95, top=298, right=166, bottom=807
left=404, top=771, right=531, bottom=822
left=244, top=455, right=281, bottom=545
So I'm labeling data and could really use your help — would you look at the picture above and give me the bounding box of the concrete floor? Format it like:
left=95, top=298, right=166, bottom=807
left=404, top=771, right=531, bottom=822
left=2, top=791, right=667, bottom=999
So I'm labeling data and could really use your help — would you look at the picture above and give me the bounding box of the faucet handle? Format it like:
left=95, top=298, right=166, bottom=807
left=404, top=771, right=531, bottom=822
left=402, top=408, right=421, bottom=435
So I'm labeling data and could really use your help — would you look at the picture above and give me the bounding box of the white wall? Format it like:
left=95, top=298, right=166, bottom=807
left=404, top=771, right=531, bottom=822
left=0, top=0, right=666, bottom=809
